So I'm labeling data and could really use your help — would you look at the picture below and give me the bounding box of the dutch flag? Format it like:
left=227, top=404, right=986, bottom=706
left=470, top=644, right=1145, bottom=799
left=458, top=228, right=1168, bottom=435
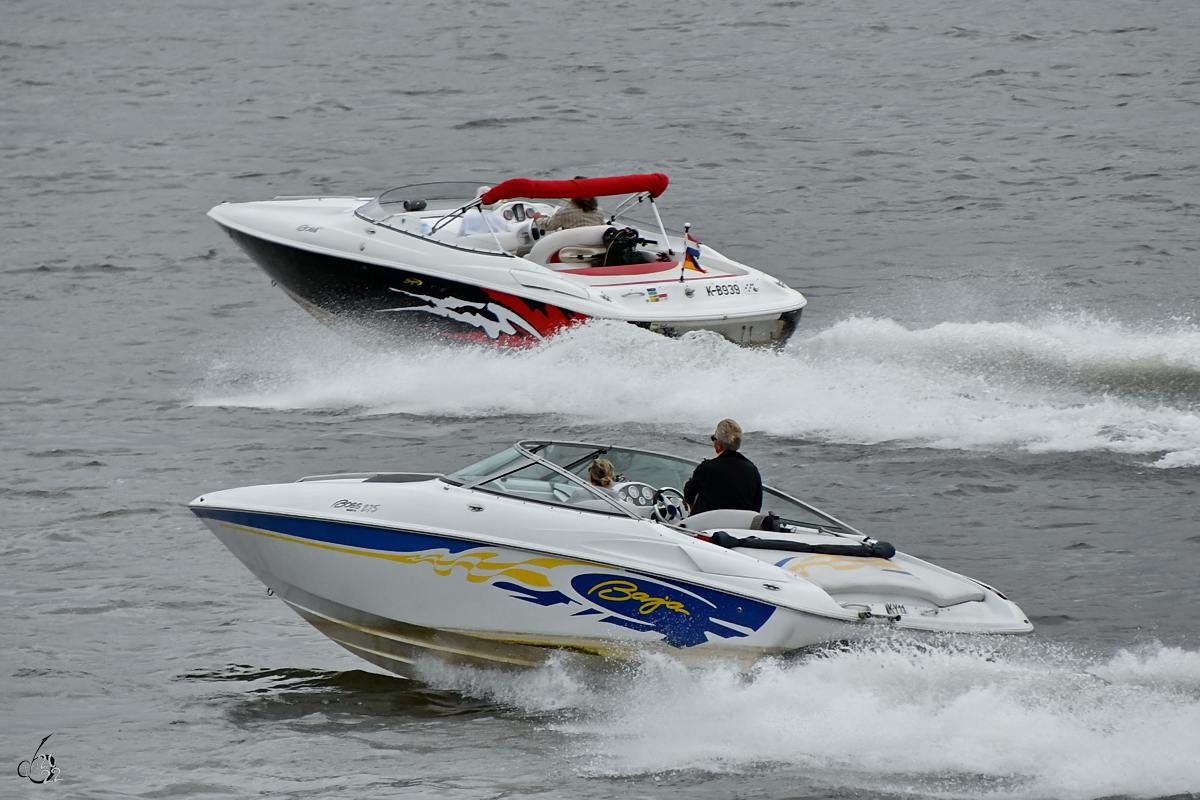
left=683, top=233, right=705, bottom=273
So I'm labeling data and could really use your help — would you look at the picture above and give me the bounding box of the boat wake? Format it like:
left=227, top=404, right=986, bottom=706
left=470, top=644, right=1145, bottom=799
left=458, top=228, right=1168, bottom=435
left=192, top=313, right=1200, bottom=468
left=417, top=639, right=1200, bottom=800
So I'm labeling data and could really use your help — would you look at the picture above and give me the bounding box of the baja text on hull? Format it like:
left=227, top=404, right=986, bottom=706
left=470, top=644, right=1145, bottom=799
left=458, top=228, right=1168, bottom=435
left=189, top=440, right=1032, bottom=678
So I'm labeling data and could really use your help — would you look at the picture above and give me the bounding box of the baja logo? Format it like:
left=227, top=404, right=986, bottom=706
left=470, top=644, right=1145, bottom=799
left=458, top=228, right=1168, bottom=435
left=586, top=580, right=689, bottom=616
left=571, top=573, right=775, bottom=648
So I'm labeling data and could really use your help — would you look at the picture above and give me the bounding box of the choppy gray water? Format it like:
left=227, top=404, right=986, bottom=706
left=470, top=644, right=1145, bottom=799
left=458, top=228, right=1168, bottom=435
left=3, top=0, right=1199, bottom=797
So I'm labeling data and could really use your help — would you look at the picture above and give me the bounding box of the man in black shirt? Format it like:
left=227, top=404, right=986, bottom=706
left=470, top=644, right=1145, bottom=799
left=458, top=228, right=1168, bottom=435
left=683, top=419, right=763, bottom=515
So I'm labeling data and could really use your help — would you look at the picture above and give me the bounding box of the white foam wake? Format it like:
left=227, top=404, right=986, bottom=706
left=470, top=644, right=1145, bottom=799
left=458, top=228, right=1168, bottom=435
left=418, top=640, right=1200, bottom=799
left=192, top=314, right=1200, bottom=467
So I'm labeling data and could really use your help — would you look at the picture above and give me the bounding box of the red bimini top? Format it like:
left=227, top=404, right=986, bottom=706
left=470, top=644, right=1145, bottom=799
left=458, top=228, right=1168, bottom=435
left=480, top=173, right=668, bottom=205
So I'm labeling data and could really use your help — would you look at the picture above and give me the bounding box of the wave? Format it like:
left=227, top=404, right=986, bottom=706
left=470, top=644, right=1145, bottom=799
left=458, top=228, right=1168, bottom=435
left=417, top=639, right=1200, bottom=799
left=191, top=313, right=1200, bottom=468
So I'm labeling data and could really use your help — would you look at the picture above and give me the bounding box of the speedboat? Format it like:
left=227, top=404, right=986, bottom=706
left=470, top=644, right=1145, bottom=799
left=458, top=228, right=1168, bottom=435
left=208, top=173, right=807, bottom=347
left=189, top=441, right=1032, bottom=677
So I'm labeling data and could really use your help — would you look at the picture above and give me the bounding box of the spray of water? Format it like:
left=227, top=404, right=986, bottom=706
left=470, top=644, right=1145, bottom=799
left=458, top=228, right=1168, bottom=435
left=192, top=314, right=1200, bottom=467
left=416, top=639, right=1200, bottom=799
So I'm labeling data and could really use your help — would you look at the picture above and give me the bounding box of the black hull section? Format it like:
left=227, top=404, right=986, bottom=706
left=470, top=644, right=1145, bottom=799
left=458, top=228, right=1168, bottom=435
left=220, top=227, right=587, bottom=346
left=779, top=307, right=802, bottom=345
left=220, top=226, right=802, bottom=348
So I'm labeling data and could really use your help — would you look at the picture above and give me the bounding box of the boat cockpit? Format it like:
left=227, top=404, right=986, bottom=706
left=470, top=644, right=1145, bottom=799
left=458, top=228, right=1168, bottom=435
left=440, top=440, right=859, bottom=534
left=353, top=179, right=724, bottom=277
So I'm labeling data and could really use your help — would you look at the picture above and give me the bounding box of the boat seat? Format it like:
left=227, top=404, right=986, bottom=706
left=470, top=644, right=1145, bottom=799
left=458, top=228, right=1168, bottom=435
left=527, top=225, right=611, bottom=266
left=677, top=509, right=768, bottom=532
left=556, top=245, right=607, bottom=264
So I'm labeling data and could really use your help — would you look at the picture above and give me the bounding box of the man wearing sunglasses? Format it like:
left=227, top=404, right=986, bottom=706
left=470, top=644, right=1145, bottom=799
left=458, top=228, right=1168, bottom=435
left=683, top=419, right=763, bottom=515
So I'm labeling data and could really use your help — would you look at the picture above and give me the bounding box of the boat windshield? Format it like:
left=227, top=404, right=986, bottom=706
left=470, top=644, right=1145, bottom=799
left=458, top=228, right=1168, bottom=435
left=515, top=440, right=857, bottom=532
left=366, top=182, right=490, bottom=214
left=525, top=442, right=607, bottom=471
left=355, top=180, right=564, bottom=258
left=442, top=447, right=531, bottom=485
left=760, top=488, right=853, bottom=532
left=470, top=459, right=627, bottom=515
left=444, top=442, right=856, bottom=529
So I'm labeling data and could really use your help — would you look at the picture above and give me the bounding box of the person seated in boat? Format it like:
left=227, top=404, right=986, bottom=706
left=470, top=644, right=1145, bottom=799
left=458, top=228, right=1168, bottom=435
left=530, top=177, right=606, bottom=231
left=588, top=458, right=621, bottom=498
left=684, top=419, right=763, bottom=515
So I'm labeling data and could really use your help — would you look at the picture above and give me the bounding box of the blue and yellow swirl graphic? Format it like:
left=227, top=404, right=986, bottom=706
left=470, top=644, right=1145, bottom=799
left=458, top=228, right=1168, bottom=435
left=194, top=508, right=777, bottom=648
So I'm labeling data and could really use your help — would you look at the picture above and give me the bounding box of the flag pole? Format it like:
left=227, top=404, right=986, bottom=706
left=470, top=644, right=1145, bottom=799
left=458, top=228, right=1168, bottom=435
left=680, top=223, right=691, bottom=282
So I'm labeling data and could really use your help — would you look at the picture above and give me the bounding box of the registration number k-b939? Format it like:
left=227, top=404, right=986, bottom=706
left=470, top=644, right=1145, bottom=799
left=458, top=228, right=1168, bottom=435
left=706, top=282, right=758, bottom=297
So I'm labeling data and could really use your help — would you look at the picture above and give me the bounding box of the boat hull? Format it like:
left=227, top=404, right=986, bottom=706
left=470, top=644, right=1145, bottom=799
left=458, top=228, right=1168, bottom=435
left=192, top=505, right=855, bottom=677
left=222, top=227, right=588, bottom=346
left=189, top=438, right=1032, bottom=677
left=218, top=225, right=802, bottom=347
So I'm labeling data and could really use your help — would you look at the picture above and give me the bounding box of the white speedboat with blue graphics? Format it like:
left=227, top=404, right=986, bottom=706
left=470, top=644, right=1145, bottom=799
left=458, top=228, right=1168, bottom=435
left=189, top=441, right=1032, bottom=677
left=208, top=173, right=807, bottom=347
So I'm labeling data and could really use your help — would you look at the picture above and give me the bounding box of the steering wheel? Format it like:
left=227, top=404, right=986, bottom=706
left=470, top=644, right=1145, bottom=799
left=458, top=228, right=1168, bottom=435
left=615, top=481, right=658, bottom=508
left=652, top=487, right=688, bottom=523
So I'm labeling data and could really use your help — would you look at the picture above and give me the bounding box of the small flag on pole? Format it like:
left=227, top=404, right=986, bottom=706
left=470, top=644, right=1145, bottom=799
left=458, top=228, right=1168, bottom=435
left=683, top=233, right=706, bottom=273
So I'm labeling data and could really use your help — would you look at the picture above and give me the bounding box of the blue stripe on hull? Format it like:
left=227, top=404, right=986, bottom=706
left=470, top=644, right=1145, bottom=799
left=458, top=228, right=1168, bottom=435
left=193, top=505, right=780, bottom=649
left=192, top=507, right=481, bottom=554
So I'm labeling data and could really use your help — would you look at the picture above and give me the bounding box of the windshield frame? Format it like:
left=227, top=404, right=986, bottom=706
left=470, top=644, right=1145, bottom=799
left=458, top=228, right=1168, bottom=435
left=454, top=441, right=639, bottom=518
left=444, top=440, right=862, bottom=532
left=354, top=180, right=520, bottom=258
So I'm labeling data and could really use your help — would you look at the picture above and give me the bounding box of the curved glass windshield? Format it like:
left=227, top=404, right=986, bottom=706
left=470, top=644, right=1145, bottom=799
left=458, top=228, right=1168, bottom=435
left=594, top=447, right=851, bottom=531
left=355, top=181, right=541, bottom=257
left=550, top=443, right=853, bottom=532
left=444, top=442, right=626, bottom=515
left=377, top=182, right=493, bottom=207
left=760, top=488, right=853, bottom=532
left=591, top=448, right=696, bottom=491
left=473, top=460, right=623, bottom=514
left=527, top=442, right=606, bottom=471
left=445, top=441, right=858, bottom=530
left=443, top=447, right=530, bottom=485
left=356, top=183, right=485, bottom=228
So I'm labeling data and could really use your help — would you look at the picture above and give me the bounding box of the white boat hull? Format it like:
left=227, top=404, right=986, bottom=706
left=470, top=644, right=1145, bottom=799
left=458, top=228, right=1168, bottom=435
left=191, top=466, right=1032, bottom=678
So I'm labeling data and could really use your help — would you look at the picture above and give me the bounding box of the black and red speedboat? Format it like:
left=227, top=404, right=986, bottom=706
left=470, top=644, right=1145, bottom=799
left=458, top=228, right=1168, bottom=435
left=208, top=173, right=807, bottom=347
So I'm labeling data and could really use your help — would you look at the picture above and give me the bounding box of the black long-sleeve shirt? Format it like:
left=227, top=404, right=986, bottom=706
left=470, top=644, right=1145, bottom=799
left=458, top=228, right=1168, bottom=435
left=683, top=450, right=763, bottom=515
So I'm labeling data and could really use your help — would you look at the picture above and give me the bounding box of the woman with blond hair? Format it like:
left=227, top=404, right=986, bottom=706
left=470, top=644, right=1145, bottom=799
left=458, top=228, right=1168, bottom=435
left=588, top=458, right=620, bottom=498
